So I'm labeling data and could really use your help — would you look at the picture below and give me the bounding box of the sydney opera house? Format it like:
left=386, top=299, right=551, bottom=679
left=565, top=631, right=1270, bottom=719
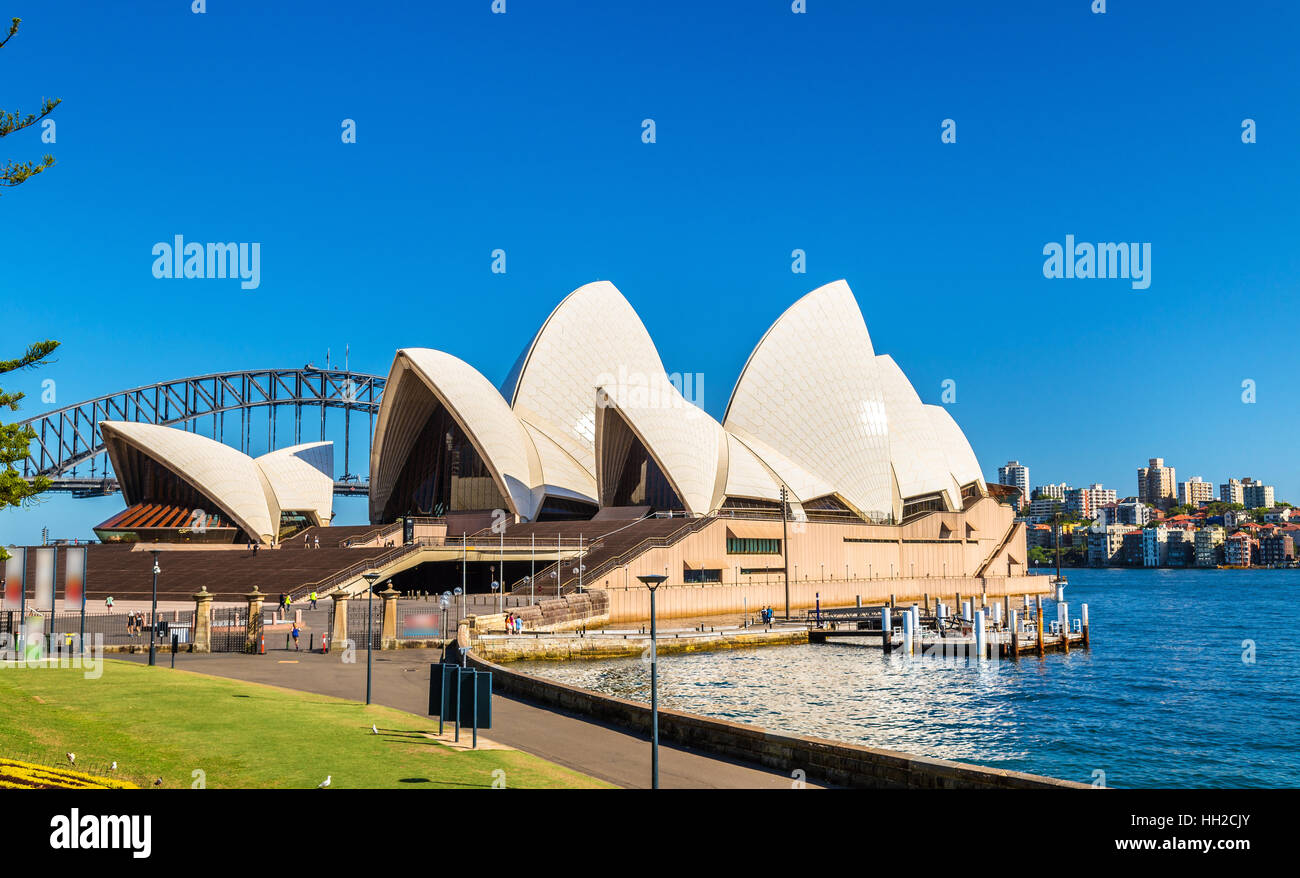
left=84, top=279, right=1028, bottom=615
left=93, top=422, right=334, bottom=545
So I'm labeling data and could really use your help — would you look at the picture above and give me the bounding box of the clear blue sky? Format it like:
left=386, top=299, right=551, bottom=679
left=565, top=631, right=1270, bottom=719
left=4, top=0, right=1299, bottom=545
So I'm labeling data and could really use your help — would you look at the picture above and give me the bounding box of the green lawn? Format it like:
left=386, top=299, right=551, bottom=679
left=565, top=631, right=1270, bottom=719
left=0, top=660, right=611, bottom=789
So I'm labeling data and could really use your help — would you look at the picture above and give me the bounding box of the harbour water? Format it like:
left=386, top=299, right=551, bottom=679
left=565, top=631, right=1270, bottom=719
left=519, top=568, right=1300, bottom=788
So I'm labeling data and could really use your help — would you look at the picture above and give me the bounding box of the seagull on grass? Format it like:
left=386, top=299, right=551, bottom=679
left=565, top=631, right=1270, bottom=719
left=153, top=778, right=162, bottom=786
left=371, top=724, right=378, bottom=735
left=66, top=753, right=75, bottom=765
left=317, top=775, right=331, bottom=789
left=110, top=761, right=117, bottom=771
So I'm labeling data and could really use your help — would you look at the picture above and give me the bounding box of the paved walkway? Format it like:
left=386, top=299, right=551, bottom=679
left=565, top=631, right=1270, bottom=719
left=117, top=649, right=818, bottom=789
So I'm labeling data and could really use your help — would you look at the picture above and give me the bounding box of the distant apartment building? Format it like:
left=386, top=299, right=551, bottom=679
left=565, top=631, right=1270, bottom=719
left=1220, top=478, right=1244, bottom=505
left=1224, top=532, right=1254, bottom=567
left=1165, top=527, right=1196, bottom=566
left=1194, top=526, right=1225, bottom=567
left=1028, top=497, right=1066, bottom=519
left=1142, top=525, right=1170, bottom=567
left=1138, top=458, right=1177, bottom=509
left=998, top=461, right=1030, bottom=506
left=1178, top=476, right=1213, bottom=508
left=1243, top=480, right=1275, bottom=509
left=1122, top=531, right=1145, bottom=566
left=1066, top=483, right=1116, bottom=520
left=1096, top=499, right=1152, bottom=528
left=1087, top=525, right=1131, bottom=567
left=1259, top=534, right=1295, bottom=566
left=1262, top=508, right=1294, bottom=523
left=1032, top=482, right=1068, bottom=502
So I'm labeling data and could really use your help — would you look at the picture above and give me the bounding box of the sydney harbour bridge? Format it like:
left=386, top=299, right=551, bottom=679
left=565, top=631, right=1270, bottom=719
left=18, top=368, right=385, bottom=498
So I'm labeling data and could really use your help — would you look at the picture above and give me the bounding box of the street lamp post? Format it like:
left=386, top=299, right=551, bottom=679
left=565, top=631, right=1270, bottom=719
left=637, top=573, right=668, bottom=790
left=362, top=571, right=380, bottom=705
left=148, top=550, right=161, bottom=667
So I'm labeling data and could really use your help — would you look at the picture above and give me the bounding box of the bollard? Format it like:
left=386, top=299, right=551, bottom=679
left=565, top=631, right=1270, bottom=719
left=955, top=592, right=961, bottom=619
left=924, top=592, right=930, bottom=613
left=974, top=609, right=986, bottom=661
left=936, top=602, right=946, bottom=629
left=890, top=593, right=896, bottom=609
left=901, top=609, right=913, bottom=656
left=962, top=600, right=972, bottom=623
left=881, top=606, right=892, bottom=654
left=1036, top=595, right=1044, bottom=657
left=1003, top=595, right=1011, bottom=628
left=1058, top=602, right=1070, bottom=654
left=1010, top=609, right=1020, bottom=658
left=1081, top=603, right=1090, bottom=646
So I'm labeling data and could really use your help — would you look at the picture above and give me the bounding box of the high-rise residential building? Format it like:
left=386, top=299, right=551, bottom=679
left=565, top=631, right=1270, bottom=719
left=1179, top=476, right=1213, bottom=508
left=1032, top=482, right=1068, bottom=501
left=1220, top=478, right=1244, bottom=505
left=1224, top=532, right=1254, bottom=566
left=1259, top=534, right=1294, bottom=566
left=1243, top=480, right=1275, bottom=509
left=1066, top=483, right=1117, bottom=520
left=1142, top=524, right=1170, bottom=567
left=1028, top=497, right=1065, bottom=519
left=1087, top=524, right=1132, bottom=567
left=1095, top=499, right=1151, bottom=527
left=998, top=461, right=1029, bottom=505
left=1137, top=458, right=1176, bottom=509
left=1194, top=526, right=1225, bottom=567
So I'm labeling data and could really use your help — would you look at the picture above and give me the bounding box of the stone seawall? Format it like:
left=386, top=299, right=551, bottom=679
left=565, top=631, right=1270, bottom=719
left=473, top=626, right=808, bottom=662
left=470, top=591, right=610, bottom=634
left=468, top=652, right=1091, bottom=790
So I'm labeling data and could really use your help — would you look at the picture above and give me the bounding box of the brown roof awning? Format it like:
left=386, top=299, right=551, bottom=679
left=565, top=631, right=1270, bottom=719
left=684, top=559, right=730, bottom=571
left=725, top=522, right=783, bottom=540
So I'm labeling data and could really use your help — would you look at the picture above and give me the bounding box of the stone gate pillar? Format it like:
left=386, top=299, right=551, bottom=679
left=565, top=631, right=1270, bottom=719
left=330, top=591, right=350, bottom=652
left=192, top=586, right=213, bottom=654
left=244, top=587, right=265, bottom=653
left=379, top=586, right=400, bottom=649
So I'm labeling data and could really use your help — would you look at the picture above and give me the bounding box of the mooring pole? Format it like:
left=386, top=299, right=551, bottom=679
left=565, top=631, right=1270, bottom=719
left=1036, top=594, right=1045, bottom=657
left=1081, top=602, right=1090, bottom=647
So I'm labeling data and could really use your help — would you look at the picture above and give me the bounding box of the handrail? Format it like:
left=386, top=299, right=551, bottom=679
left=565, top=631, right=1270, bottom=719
left=289, top=541, right=423, bottom=602
left=515, top=513, right=718, bottom=595
left=338, top=521, right=404, bottom=548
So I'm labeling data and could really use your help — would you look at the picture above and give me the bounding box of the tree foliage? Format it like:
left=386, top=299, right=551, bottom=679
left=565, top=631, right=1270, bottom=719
left=1, top=18, right=61, bottom=191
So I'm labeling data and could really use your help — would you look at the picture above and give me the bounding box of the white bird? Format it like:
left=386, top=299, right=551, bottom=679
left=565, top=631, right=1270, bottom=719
left=110, top=761, right=117, bottom=771
left=66, top=753, right=75, bottom=765
left=371, top=725, right=378, bottom=735
left=317, top=775, right=331, bottom=789
left=153, top=778, right=162, bottom=786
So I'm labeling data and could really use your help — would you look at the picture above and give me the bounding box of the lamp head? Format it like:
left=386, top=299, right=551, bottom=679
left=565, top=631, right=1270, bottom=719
left=637, top=574, right=668, bottom=591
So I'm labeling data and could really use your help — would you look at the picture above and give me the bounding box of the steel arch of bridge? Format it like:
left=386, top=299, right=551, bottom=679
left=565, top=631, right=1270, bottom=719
left=19, top=368, right=385, bottom=494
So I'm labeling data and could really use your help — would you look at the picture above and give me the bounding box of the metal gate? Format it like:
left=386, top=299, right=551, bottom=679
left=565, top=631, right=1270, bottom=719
left=211, top=607, right=262, bottom=653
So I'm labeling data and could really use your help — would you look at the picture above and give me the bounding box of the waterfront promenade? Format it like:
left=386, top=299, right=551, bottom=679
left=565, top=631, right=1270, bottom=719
left=117, top=649, right=814, bottom=789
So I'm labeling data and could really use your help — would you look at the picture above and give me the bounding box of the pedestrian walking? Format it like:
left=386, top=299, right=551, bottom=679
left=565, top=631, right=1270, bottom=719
left=313, top=536, right=320, bottom=549
left=105, top=595, right=115, bottom=613
left=277, top=593, right=286, bottom=619
left=309, top=590, right=318, bottom=610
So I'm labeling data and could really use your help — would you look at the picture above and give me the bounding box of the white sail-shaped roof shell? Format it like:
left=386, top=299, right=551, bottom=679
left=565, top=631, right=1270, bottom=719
left=256, top=442, right=334, bottom=526
left=506, top=281, right=666, bottom=478
left=370, top=348, right=541, bottom=521
left=925, top=404, right=985, bottom=492
left=100, top=421, right=282, bottom=544
left=876, top=355, right=963, bottom=510
left=594, top=378, right=727, bottom=516
left=724, top=280, right=895, bottom=520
